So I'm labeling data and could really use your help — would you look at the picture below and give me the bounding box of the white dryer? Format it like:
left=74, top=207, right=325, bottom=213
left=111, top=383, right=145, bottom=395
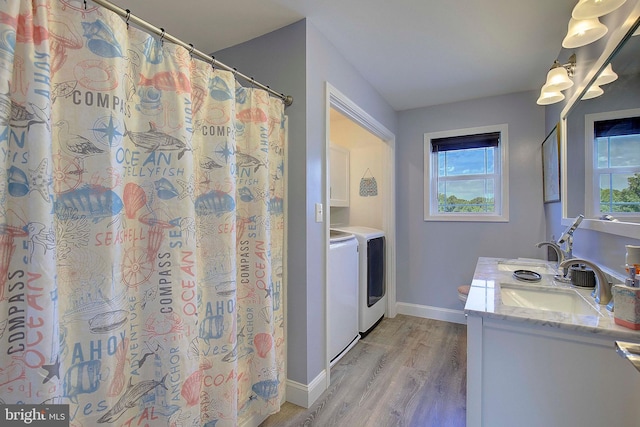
left=331, top=226, right=386, bottom=335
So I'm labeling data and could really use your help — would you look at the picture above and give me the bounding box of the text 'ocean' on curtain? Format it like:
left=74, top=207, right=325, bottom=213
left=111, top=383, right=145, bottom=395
left=0, top=1, right=287, bottom=425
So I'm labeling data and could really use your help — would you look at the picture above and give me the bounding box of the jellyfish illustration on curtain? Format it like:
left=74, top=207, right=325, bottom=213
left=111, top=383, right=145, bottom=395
left=0, top=1, right=287, bottom=426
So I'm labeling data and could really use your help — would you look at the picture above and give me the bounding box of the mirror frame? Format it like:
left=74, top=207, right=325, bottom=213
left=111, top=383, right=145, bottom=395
left=560, top=10, right=640, bottom=239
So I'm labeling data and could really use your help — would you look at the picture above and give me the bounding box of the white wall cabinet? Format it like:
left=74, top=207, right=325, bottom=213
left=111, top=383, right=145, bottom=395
left=330, top=144, right=350, bottom=207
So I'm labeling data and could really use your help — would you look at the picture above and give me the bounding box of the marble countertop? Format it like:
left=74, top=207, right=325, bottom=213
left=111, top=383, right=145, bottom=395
left=616, top=341, right=640, bottom=373
left=465, top=257, right=640, bottom=341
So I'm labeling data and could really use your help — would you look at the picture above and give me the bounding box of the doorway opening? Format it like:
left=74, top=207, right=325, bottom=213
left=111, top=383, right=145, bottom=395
left=325, top=83, right=397, bottom=388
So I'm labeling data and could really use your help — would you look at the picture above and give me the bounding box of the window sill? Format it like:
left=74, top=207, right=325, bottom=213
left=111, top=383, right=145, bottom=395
left=424, top=213, right=509, bottom=223
left=562, top=217, right=640, bottom=239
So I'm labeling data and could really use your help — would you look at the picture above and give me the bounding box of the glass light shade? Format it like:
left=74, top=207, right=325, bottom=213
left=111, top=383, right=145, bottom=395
left=562, top=17, right=608, bottom=48
left=543, top=66, right=574, bottom=91
left=572, top=0, right=627, bottom=20
left=581, top=85, right=604, bottom=100
left=537, top=88, right=565, bottom=105
left=594, top=63, right=618, bottom=85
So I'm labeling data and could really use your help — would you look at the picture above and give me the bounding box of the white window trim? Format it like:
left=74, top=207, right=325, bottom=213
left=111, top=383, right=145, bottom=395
left=584, top=108, right=640, bottom=222
left=423, top=124, right=509, bottom=222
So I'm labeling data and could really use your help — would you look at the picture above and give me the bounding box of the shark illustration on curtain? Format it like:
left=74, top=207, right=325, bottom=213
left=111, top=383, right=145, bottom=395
left=0, top=1, right=287, bottom=426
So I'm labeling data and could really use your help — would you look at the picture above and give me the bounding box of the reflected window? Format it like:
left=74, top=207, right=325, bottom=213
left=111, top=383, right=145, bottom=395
left=424, top=125, right=508, bottom=222
left=591, top=114, right=640, bottom=216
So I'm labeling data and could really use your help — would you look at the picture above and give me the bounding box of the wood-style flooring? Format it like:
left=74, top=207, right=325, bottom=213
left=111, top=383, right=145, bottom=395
left=260, top=315, right=467, bottom=427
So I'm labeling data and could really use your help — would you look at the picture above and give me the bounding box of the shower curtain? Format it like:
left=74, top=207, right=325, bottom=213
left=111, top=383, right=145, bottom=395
left=0, top=1, right=286, bottom=426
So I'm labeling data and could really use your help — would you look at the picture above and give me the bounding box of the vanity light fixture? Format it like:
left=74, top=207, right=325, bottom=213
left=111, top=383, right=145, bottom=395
left=536, top=88, right=565, bottom=105
left=536, top=54, right=576, bottom=105
left=572, top=0, right=627, bottom=20
left=562, top=17, right=608, bottom=48
left=542, top=61, right=575, bottom=91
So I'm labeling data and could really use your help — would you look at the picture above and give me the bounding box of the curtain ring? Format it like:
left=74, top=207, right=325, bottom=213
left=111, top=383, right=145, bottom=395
left=210, top=55, right=216, bottom=71
left=125, top=9, right=131, bottom=29
left=250, top=77, right=255, bottom=89
left=159, top=28, right=165, bottom=45
left=83, top=0, right=87, bottom=10
left=233, top=67, right=239, bottom=79
left=188, top=43, right=194, bottom=59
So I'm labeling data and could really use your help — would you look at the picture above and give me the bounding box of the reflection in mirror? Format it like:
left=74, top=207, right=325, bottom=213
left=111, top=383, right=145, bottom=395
left=564, top=26, right=640, bottom=227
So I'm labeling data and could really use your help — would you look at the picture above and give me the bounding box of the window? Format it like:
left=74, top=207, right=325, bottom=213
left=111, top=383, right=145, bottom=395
left=585, top=109, right=640, bottom=220
left=424, top=124, right=509, bottom=222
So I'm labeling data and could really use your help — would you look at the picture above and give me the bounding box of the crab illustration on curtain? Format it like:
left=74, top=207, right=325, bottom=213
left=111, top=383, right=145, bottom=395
left=0, top=1, right=287, bottom=426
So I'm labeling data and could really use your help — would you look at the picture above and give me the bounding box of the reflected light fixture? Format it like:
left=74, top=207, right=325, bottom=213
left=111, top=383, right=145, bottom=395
left=581, top=84, right=604, bottom=100
left=572, top=0, right=627, bottom=20
left=562, top=17, right=608, bottom=48
left=594, top=63, right=618, bottom=85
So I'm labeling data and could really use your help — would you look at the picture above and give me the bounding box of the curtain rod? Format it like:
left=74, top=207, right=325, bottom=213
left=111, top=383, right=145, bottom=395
left=89, top=0, right=293, bottom=107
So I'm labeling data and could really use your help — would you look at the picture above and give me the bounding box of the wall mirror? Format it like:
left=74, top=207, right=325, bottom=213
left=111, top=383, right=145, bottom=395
left=561, top=17, right=640, bottom=239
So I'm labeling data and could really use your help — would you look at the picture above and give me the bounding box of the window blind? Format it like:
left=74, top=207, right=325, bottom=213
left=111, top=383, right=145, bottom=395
left=431, top=132, right=500, bottom=152
left=595, top=116, right=640, bottom=137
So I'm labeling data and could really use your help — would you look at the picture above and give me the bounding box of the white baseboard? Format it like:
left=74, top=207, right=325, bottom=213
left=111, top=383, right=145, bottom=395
left=285, top=369, right=327, bottom=408
left=396, top=302, right=467, bottom=325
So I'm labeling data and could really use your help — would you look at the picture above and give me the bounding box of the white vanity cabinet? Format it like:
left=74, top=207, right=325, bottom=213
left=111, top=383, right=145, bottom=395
left=329, top=144, right=350, bottom=207
left=465, top=257, right=640, bottom=427
left=467, top=315, right=640, bottom=427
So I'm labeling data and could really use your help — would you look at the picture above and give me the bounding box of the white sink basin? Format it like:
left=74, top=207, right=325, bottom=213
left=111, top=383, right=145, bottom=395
left=500, top=283, right=599, bottom=316
left=497, top=259, right=556, bottom=275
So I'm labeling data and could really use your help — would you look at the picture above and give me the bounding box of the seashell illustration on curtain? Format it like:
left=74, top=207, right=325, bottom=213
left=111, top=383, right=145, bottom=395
left=0, top=1, right=287, bottom=426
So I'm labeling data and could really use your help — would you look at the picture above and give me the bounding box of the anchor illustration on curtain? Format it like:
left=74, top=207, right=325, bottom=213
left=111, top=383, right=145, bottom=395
left=0, top=1, right=286, bottom=426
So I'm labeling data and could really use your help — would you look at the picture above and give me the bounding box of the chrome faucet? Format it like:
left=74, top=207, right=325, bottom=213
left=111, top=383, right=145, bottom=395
left=537, top=215, right=585, bottom=282
left=536, top=241, right=566, bottom=266
left=559, top=258, right=612, bottom=306
left=536, top=241, right=572, bottom=282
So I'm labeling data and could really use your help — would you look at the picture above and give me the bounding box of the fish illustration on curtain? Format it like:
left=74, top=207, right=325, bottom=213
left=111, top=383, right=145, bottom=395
left=0, top=1, right=287, bottom=426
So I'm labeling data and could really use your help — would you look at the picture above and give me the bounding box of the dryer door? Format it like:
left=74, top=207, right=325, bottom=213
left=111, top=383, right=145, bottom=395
left=367, top=236, right=385, bottom=307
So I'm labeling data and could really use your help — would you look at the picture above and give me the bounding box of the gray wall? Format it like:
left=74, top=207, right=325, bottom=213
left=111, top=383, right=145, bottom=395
left=396, top=91, right=547, bottom=310
left=215, top=19, right=397, bottom=385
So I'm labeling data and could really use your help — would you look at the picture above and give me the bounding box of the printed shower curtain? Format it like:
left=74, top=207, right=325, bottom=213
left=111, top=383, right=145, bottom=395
left=0, top=1, right=286, bottom=425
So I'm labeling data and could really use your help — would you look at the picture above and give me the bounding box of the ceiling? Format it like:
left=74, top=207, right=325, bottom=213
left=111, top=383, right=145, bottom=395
left=108, top=0, right=578, bottom=111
